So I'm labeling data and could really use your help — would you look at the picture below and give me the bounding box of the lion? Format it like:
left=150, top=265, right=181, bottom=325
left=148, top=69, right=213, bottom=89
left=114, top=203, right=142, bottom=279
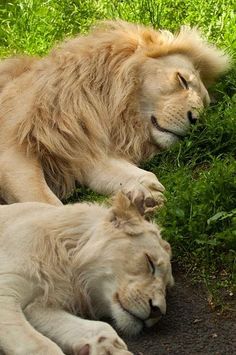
left=0, top=21, right=230, bottom=211
left=0, top=192, right=173, bottom=354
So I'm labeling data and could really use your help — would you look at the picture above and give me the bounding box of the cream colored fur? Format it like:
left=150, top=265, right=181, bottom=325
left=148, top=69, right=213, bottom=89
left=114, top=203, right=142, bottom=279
left=0, top=192, right=173, bottom=354
left=0, top=21, right=230, bottom=210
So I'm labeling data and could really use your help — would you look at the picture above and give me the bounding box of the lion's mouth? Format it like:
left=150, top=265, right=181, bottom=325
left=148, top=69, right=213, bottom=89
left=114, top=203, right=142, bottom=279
left=116, top=293, right=145, bottom=324
left=151, top=115, right=185, bottom=139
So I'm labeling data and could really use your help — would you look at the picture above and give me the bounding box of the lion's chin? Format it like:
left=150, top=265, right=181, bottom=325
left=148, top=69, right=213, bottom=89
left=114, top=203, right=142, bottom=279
left=151, top=129, right=180, bottom=150
left=150, top=115, right=186, bottom=149
left=111, top=303, right=144, bottom=336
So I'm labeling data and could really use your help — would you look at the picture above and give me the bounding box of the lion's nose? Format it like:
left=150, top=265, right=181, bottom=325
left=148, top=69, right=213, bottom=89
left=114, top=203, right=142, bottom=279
left=149, top=299, right=163, bottom=318
left=187, top=110, right=198, bottom=125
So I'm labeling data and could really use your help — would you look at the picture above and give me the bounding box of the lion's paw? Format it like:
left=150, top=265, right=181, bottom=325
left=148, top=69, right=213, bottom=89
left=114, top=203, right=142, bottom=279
left=125, top=172, right=166, bottom=214
left=72, top=326, right=132, bottom=355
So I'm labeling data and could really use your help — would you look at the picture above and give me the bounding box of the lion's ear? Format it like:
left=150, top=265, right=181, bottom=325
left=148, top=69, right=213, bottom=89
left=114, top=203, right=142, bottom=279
left=176, top=27, right=231, bottom=86
left=160, top=239, right=172, bottom=258
left=107, top=192, right=144, bottom=234
left=109, top=191, right=142, bottom=220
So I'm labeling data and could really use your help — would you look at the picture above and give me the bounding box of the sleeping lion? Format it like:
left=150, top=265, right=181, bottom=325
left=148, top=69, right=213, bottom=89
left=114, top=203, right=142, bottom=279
left=0, top=192, right=173, bottom=354
left=0, top=21, right=229, bottom=211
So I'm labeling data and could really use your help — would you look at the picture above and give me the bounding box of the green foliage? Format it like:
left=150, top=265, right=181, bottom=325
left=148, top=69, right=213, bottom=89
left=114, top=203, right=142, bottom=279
left=0, top=0, right=235, bottom=292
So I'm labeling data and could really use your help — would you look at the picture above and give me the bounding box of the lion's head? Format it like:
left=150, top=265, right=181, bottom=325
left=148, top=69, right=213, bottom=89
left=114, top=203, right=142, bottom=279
left=105, top=22, right=230, bottom=153
left=74, top=193, right=173, bottom=336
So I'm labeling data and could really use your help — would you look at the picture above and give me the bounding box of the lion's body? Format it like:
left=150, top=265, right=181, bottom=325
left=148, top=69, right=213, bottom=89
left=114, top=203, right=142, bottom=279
left=0, top=193, right=173, bottom=354
left=0, top=21, right=229, bottom=206
left=0, top=26, right=154, bottom=200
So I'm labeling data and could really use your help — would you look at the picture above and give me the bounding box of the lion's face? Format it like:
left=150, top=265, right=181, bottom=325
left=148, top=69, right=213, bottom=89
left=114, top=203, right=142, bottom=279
left=107, top=227, right=173, bottom=335
left=82, top=194, right=174, bottom=335
left=139, top=54, right=210, bottom=149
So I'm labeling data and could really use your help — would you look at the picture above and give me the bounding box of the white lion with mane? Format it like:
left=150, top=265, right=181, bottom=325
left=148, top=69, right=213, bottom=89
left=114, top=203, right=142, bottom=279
left=0, top=21, right=230, bottom=210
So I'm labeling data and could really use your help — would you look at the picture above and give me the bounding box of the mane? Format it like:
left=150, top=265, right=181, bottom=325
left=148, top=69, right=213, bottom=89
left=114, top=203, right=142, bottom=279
left=29, top=202, right=107, bottom=318
left=14, top=20, right=229, bottom=197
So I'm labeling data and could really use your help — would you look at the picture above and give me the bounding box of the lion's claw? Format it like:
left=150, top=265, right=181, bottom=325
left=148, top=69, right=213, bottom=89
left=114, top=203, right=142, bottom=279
left=125, top=173, right=166, bottom=214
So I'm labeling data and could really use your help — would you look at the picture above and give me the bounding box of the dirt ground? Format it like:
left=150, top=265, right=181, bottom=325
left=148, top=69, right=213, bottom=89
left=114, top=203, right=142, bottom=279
left=123, top=269, right=236, bottom=355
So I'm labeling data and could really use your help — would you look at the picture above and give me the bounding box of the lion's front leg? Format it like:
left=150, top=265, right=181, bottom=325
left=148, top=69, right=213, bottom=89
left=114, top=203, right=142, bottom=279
left=83, top=157, right=165, bottom=214
left=0, top=147, right=62, bottom=205
left=25, top=305, right=132, bottom=355
left=0, top=275, right=64, bottom=355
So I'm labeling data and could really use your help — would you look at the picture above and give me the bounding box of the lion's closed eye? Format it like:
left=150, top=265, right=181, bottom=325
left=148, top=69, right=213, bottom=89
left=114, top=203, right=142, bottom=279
left=177, top=73, right=189, bottom=89
left=145, top=253, right=155, bottom=275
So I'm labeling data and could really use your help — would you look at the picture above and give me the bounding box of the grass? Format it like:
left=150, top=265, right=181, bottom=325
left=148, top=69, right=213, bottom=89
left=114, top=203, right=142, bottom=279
left=0, top=0, right=235, bottom=304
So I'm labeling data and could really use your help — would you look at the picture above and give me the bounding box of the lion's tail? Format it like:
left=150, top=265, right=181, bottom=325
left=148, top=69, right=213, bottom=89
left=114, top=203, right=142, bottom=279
left=0, top=56, right=37, bottom=93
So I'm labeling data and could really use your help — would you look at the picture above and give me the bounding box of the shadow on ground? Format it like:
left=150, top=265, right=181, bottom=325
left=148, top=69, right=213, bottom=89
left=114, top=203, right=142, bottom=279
left=123, top=268, right=236, bottom=355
